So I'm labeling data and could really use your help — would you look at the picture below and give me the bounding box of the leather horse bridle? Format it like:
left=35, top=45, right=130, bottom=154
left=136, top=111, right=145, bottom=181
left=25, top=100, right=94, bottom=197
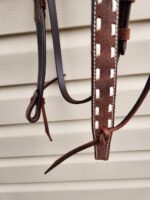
left=26, top=0, right=150, bottom=174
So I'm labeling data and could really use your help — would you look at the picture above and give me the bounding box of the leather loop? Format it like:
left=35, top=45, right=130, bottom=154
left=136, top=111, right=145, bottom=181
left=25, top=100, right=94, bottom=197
left=26, top=90, right=40, bottom=123
left=47, top=0, right=91, bottom=104
left=26, top=77, right=58, bottom=141
left=119, top=28, right=130, bottom=40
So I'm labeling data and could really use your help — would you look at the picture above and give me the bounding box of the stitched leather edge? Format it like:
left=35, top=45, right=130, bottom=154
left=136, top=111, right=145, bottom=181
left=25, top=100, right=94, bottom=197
left=92, top=0, right=119, bottom=160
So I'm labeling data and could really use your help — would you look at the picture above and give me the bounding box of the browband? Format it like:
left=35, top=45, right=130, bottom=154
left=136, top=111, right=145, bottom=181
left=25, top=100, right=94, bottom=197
left=26, top=0, right=150, bottom=173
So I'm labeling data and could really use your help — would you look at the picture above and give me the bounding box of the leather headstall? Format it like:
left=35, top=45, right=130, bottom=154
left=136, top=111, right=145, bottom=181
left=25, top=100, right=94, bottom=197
left=26, top=0, right=150, bottom=174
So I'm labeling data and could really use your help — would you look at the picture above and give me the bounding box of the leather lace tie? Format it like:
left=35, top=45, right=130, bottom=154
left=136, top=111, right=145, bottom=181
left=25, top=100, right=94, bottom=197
left=45, top=76, right=150, bottom=173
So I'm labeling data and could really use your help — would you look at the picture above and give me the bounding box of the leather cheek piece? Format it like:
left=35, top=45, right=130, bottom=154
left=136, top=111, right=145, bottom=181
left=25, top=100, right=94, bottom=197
left=119, top=28, right=130, bottom=40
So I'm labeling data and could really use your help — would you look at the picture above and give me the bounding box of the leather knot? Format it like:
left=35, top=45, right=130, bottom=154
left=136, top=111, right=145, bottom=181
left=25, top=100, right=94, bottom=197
left=98, top=126, right=112, bottom=145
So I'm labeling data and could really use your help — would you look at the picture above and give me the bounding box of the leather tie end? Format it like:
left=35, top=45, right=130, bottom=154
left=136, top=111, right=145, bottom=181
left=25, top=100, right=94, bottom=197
left=44, top=165, right=54, bottom=174
left=41, top=99, right=53, bottom=142
left=99, top=127, right=112, bottom=145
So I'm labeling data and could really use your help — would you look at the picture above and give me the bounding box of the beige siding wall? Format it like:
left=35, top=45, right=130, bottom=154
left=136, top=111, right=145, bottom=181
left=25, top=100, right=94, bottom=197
left=0, top=0, right=150, bottom=199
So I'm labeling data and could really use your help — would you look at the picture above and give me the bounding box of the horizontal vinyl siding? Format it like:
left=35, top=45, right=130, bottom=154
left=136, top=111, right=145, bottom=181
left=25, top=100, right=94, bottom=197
left=0, top=0, right=150, bottom=35
left=0, top=180, right=149, bottom=200
left=0, top=22, right=150, bottom=86
left=0, top=0, right=150, bottom=199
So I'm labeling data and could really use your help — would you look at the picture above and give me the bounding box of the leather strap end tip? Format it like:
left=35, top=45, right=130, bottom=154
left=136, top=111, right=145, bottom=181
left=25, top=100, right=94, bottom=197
left=44, top=164, right=56, bottom=174
left=48, top=134, right=53, bottom=142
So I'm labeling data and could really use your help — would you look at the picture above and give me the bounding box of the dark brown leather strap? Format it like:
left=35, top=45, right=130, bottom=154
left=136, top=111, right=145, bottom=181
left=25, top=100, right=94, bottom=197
left=47, top=0, right=92, bottom=104
left=119, top=0, right=135, bottom=55
left=26, top=0, right=54, bottom=141
left=26, top=77, right=58, bottom=141
left=45, top=75, right=150, bottom=173
left=26, top=0, right=92, bottom=139
left=27, top=0, right=46, bottom=123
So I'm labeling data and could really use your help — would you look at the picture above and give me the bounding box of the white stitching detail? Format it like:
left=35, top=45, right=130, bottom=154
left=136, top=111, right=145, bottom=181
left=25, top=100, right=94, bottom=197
left=108, top=119, right=112, bottom=128
left=110, top=68, right=115, bottom=78
left=96, top=89, right=100, bottom=99
left=111, top=47, right=115, bottom=58
left=111, top=24, right=116, bottom=36
left=95, top=107, right=100, bottom=115
left=108, top=104, right=113, bottom=112
left=96, top=43, right=101, bottom=56
left=96, top=68, right=100, bottom=80
left=96, top=18, right=101, bottom=31
left=109, top=87, right=114, bottom=96
left=95, top=121, right=99, bottom=129
left=97, top=0, right=102, bottom=4
left=112, top=0, right=117, bottom=12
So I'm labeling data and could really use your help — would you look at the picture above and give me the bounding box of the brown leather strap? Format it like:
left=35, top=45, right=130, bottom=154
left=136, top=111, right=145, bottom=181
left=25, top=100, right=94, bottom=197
left=119, top=0, right=135, bottom=55
left=45, top=75, right=150, bottom=173
left=91, top=0, right=120, bottom=161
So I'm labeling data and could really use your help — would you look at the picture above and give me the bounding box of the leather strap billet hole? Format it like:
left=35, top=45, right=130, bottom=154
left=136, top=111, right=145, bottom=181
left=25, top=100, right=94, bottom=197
left=108, top=104, right=113, bottom=112
left=111, top=24, right=116, bottom=36
left=96, top=43, right=101, bottom=56
left=112, top=0, right=117, bottom=12
left=96, top=68, right=101, bottom=80
left=110, top=68, right=115, bottom=78
left=96, top=18, right=102, bottom=31
left=96, top=89, right=101, bottom=99
left=111, top=47, right=115, bottom=58
left=95, top=107, right=100, bottom=115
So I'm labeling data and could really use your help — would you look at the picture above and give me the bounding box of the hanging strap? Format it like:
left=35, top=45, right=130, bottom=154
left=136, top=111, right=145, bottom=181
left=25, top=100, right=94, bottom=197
left=45, top=75, right=150, bottom=173
left=47, top=0, right=92, bottom=104
left=26, top=0, right=58, bottom=141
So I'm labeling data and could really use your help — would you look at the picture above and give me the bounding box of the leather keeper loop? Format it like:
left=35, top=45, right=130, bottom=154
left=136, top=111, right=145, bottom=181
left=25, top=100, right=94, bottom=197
left=40, top=0, right=46, bottom=9
left=119, top=28, right=130, bottom=40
